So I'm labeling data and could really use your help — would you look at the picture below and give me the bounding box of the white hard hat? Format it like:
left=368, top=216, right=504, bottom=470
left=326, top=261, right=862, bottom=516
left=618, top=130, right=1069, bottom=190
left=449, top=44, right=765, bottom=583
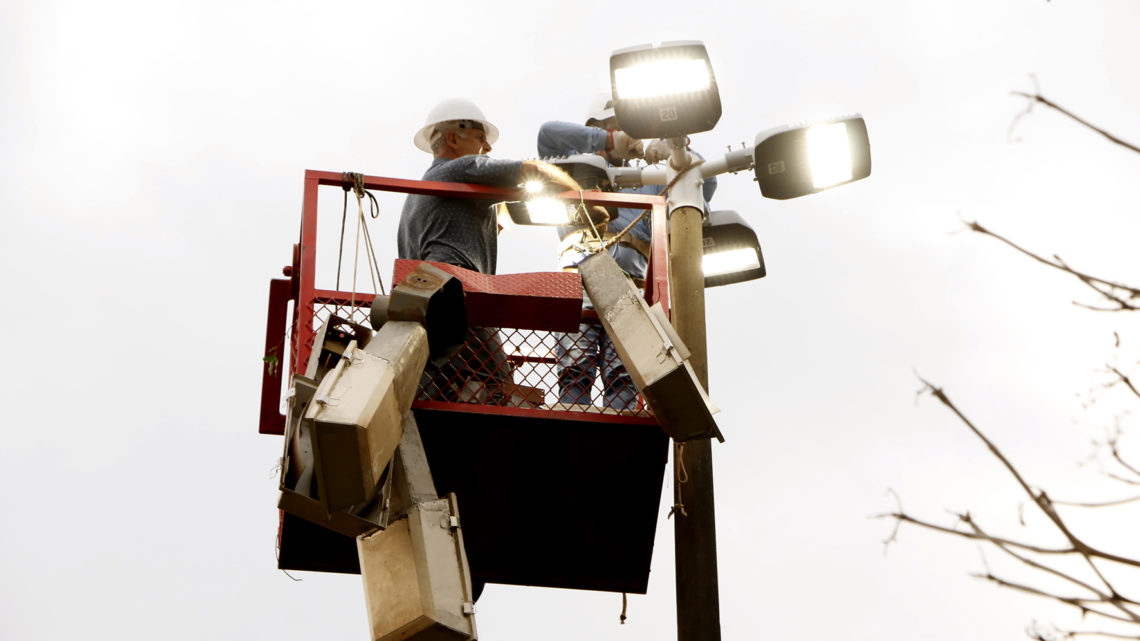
left=585, top=92, right=615, bottom=125
left=414, top=98, right=500, bottom=153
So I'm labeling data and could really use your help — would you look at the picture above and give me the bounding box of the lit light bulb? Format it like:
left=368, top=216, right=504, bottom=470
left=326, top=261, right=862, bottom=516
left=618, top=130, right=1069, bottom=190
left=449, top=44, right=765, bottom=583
left=525, top=198, right=574, bottom=225
left=614, top=59, right=710, bottom=100
left=702, top=247, right=761, bottom=277
left=807, top=123, right=853, bottom=189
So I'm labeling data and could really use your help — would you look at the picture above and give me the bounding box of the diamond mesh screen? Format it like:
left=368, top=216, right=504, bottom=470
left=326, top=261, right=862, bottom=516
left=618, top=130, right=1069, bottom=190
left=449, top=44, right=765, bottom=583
left=297, top=300, right=648, bottom=415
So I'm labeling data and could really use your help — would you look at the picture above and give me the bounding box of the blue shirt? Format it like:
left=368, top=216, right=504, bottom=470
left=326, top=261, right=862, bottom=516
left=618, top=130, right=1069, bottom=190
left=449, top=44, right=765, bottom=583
left=398, top=155, right=524, bottom=275
left=536, top=121, right=716, bottom=278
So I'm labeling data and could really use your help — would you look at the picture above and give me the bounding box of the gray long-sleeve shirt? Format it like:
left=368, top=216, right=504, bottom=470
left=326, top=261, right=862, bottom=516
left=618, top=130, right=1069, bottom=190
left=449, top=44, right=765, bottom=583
left=397, top=155, right=524, bottom=275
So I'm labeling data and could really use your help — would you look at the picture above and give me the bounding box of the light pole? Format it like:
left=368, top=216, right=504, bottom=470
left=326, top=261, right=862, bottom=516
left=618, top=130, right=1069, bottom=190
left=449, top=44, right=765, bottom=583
left=607, top=40, right=872, bottom=641
left=511, top=38, right=872, bottom=641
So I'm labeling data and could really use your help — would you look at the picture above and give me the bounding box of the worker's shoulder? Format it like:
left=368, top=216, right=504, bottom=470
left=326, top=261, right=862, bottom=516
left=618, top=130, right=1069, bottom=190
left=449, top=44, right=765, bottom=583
left=539, top=120, right=585, bottom=132
left=426, top=155, right=522, bottom=182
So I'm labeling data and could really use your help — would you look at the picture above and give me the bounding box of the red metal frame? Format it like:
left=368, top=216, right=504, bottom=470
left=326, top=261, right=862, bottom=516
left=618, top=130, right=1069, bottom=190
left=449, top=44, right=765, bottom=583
left=259, top=169, right=669, bottom=435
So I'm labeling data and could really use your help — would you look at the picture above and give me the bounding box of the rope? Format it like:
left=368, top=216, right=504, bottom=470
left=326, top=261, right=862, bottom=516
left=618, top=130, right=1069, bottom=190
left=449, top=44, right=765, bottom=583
left=620, top=592, right=628, bottom=624
left=667, top=442, right=689, bottom=519
left=599, top=210, right=648, bottom=251
left=337, top=186, right=350, bottom=290
left=338, top=172, right=387, bottom=311
left=576, top=189, right=603, bottom=242
left=564, top=153, right=704, bottom=257
left=661, top=155, right=704, bottom=200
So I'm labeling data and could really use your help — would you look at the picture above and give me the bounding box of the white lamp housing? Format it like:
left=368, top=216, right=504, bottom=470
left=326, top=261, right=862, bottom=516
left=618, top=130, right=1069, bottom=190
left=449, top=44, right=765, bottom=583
left=609, top=41, right=721, bottom=140
left=502, top=154, right=613, bottom=226
left=702, top=210, right=766, bottom=287
left=753, top=114, right=871, bottom=200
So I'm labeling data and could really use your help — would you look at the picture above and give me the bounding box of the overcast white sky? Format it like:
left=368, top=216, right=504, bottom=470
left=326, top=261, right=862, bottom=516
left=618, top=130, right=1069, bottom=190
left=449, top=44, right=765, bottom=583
left=3, top=1, right=1139, bottom=639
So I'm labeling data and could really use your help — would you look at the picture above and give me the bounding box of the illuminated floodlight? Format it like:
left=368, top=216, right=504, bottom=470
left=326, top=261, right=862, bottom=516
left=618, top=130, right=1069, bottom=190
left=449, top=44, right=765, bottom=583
left=703, top=248, right=761, bottom=277
left=806, top=123, right=854, bottom=189
left=503, top=153, right=614, bottom=226
left=702, top=210, right=766, bottom=287
left=525, top=198, right=575, bottom=225
left=609, top=40, right=721, bottom=140
left=753, top=114, right=871, bottom=200
left=613, top=59, right=710, bottom=99
left=500, top=198, right=575, bottom=226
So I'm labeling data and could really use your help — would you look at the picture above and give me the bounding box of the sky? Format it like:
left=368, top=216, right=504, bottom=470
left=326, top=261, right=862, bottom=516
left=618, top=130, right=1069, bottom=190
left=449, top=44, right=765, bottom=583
left=2, top=1, right=1139, bottom=639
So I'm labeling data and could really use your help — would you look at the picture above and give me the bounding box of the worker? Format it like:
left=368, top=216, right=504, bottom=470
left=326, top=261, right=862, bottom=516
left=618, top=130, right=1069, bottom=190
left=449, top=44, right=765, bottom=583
left=399, top=98, right=603, bottom=403
left=398, top=97, right=596, bottom=275
left=537, top=95, right=716, bottom=410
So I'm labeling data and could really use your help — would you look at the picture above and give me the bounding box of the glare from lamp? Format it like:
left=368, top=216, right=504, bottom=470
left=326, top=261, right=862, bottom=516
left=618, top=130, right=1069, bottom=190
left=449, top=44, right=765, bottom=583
left=807, top=123, right=853, bottom=189
left=614, top=59, right=710, bottom=100
left=703, top=247, right=761, bottom=277
left=525, top=198, right=575, bottom=225
left=524, top=181, right=544, bottom=194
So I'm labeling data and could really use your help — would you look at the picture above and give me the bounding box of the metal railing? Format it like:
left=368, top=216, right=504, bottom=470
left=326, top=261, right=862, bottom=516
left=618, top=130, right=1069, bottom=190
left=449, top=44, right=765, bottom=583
left=259, top=169, right=670, bottom=434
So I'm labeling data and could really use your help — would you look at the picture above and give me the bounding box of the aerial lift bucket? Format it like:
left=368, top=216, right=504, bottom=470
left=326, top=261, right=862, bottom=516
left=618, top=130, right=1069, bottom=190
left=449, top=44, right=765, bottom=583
left=261, top=171, right=677, bottom=594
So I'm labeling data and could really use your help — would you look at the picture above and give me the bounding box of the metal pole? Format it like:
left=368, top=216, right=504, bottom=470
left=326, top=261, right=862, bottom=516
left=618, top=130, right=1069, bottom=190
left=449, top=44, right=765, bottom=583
left=668, top=204, right=720, bottom=641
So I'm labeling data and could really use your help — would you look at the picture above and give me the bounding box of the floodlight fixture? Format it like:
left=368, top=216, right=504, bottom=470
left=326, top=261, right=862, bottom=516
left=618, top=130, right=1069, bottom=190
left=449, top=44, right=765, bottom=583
left=502, top=154, right=613, bottom=227
left=524, top=198, right=576, bottom=225
left=609, top=40, right=721, bottom=140
left=500, top=199, right=574, bottom=227
left=753, top=114, right=871, bottom=200
left=701, top=210, right=766, bottom=287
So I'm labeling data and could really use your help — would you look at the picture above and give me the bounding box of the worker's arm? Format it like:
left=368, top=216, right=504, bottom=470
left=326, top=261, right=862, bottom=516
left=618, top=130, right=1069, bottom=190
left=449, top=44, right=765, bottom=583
left=520, top=159, right=609, bottom=229
left=537, top=121, right=608, bottom=158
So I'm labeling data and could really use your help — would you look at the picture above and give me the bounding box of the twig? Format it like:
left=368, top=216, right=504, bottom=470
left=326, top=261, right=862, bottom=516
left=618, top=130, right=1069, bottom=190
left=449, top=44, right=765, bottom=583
left=879, top=488, right=904, bottom=553
left=976, top=574, right=1136, bottom=625
left=1049, top=495, right=1140, bottom=508
left=1011, top=91, right=1140, bottom=155
left=962, top=220, right=1140, bottom=311
left=1109, top=368, right=1140, bottom=402
left=959, top=512, right=1140, bottom=622
left=1105, top=429, right=1140, bottom=483
left=915, top=378, right=1140, bottom=572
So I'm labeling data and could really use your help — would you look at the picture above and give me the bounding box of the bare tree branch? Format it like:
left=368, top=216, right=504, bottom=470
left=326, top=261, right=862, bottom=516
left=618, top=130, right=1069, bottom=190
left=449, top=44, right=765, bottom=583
left=977, top=574, right=1137, bottom=625
left=960, top=513, right=1140, bottom=623
left=905, top=87, right=1140, bottom=641
left=962, top=220, right=1140, bottom=311
left=1109, top=368, right=1140, bottom=403
left=877, top=511, right=1089, bottom=557
left=1011, top=91, right=1140, bottom=155
left=962, top=515, right=1121, bottom=605
left=1049, top=495, right=1140, bottom=508
left=915, top=378, right=1140, bottom=570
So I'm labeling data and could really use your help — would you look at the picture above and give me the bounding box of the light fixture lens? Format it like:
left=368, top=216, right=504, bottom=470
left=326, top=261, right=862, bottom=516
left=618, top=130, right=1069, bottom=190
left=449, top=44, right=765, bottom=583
left=807, top=123, right=853, bottom=189
left=703, top=247, right=761, bottom=277
left=525, top=198, right=574, bottom=225
left=614, top=58, right=710, bottom=100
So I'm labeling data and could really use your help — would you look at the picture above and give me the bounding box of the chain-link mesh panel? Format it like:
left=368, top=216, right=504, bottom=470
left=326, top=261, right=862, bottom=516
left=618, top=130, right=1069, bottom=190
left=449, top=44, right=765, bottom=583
left=292, top=301, right=648, bottom=415
left=420, top=321, right=648, bottom=415
left=289, top=301, right=376, bottom=378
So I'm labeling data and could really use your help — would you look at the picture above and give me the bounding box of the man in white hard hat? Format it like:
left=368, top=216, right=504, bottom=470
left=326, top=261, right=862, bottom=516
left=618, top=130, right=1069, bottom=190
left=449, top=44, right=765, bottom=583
left=398, top=97, right=597, bottom=276
left=399, top=98, right=602, bottom=406
left=537, top=94, right=717, bottom=410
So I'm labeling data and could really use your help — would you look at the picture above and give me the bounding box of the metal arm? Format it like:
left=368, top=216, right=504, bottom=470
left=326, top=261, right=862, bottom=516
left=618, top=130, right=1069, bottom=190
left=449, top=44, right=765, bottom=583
left=606, top=142, right=757, bottom=190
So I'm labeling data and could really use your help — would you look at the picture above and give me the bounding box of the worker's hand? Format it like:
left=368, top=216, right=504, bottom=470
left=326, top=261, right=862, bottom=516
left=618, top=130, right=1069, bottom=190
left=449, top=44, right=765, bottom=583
left=643, top=138, right=673, bottom=165
left=608, top=129, right=644, bottom=161
left=580, top=204, right=610, bottom=232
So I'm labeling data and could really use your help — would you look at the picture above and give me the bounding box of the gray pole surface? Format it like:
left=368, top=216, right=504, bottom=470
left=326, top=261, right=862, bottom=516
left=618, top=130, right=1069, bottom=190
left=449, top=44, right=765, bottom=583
left=667, top=204, right=721, bottom=641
